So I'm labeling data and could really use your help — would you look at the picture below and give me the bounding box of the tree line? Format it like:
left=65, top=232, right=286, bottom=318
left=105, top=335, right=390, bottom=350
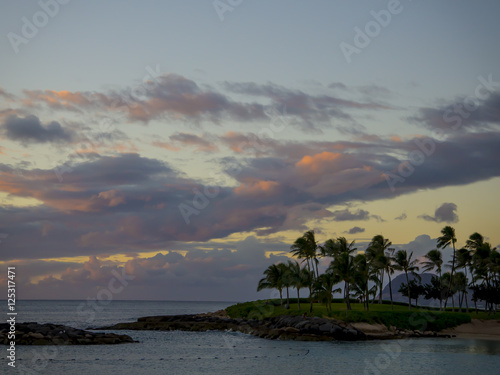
left=257, top=226, right=499, bottom=314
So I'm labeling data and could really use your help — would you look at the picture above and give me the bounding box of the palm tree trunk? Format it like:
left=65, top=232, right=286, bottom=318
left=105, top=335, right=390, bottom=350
left=297, top=288, right=301, bottom=310
left=314, top=258, right=320, bottom=282
left=309, top=285, right=313, bottom=313
left=388, top=272, right=393, bottom=310
left=439, top=269, right=443, bottom=311
left=286, top=287, right=290, bottom=308
left=470, top=268, right=478, bottom=314
left=464, top=267, right=469, bottom=313
left=306, top=259, right=313, bottom=313
left=378, top=269, right=384, bottom=304
left=345, top=281, right=351, bottom=311
left=279, top=289, right=283, bottom=308
left=445, top=242, right=457, bottom=311
left=366, top=284, right=370, bottom=311
left=405, top=271, right=411, bottom=310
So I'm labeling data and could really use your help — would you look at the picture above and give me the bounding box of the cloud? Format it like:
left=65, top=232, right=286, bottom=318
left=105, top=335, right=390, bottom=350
left=331, top=209, right=371, bottom=221
left=357, top=84, right=392, bottom=97
left=419, top=202, right=459, bottom=223
left=1, top=115, right=74, bottom=144
left=346, top=226, right=365, bottom=234
left=21, top=75, right=268, bottom=124
left=395, top=213, right=407, bottom=221
left=169, top=133, right=219, bottom=152
left=5, top=236, right=291, bottom=301
left=223, top=81, right=391, bottom=131
left=15, top=77, right=395, bottom=132
left=328, top=82, right=347, bottom=90
left=2, top=128, right=500, bottom=260
left=0, top=86, right=15, bottom=101
left=409, top=90, right=500, bottom=135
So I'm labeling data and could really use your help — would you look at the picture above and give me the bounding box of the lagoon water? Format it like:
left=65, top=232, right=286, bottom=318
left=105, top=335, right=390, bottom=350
left=2, top=300, right=499, bottom=375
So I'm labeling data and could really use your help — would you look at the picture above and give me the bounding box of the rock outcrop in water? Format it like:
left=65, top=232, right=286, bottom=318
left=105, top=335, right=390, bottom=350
left=0, top=322, right=137, bottom=345
left=96, top=314, right=363, bottom=341
left=96, top=312, right=454, bottom=341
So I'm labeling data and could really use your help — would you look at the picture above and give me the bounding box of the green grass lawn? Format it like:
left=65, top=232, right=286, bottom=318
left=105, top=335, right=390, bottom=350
left=226, top=299, right=497, bottom=331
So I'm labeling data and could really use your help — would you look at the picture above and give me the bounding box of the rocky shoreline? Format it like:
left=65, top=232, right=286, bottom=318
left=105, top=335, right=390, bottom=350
left=96, top=312, right=454, bottom=341
left=0, top=323, right=137, bottom=345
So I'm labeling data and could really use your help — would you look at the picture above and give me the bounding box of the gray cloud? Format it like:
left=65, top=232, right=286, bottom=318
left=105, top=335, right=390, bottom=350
left=223, top=81, right=390, bottom=131
left=331, top=209, right=371, bottom=221
left=419, top=202, right=459, bottom=223
left=409, top=91, right=500, bottom=135
left=346, top=226, right=365, bottom=234
left=2, top=115, right=74, bottom=144
left=395, top=213, right=407, bottom=221
left=8, top=236, right=290, bottom=301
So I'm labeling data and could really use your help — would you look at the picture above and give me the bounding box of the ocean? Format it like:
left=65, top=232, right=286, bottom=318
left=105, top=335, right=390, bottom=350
left=1, top=300, right=499, bottom=375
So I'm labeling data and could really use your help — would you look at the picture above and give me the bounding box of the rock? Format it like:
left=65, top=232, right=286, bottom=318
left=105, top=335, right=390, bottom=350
left=96, top=314, right=368, bottom=342
left=319, top=323, right=333, bottom=332
left=28, top=332, right=45, bottom=339
left=0, top=323, right=137, bottom=345
left=294, top=321, right=309, bottom=329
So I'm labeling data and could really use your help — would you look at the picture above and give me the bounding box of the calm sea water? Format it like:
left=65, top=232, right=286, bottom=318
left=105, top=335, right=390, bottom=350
left=1, top=300, right=499, bottom=375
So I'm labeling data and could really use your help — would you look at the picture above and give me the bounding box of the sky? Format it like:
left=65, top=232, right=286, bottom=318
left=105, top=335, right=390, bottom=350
left=0, top=0, right=499, bottom=301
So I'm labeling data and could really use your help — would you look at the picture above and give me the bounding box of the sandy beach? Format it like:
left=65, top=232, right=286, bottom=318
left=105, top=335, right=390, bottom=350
left=442, top=319, right=500, bottom=341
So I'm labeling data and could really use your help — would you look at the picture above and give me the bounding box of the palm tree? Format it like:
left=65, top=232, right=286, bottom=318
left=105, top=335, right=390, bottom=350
left=437, top=226, right=457, bottom=311
left=472, top=241, right=498, bottom=312
left=393, top=250, right=420, bottom=310
left=465, top=232, right=484, bottom=251
left=316, top=271, right=341, bottom=311
left=366, top=235, right=392, bottom=304
left=453, top=271, right=468, bottom=311
left=290, top=230, right=319, bottom=279
left=279, top=262, right=293, bottom=308
left=456, top=247, right=473, bottom=312
left=464, top=232, right=485, bottom=313
left=421, top=249, right=444, bottom=310
left=382, top=247, right=397, bottom=310
left=353, top=253, right=378, bottom=311
left=319, top=238, right=339, bottom=258
left=328, top=237, right=357, bottom=312
left=287, top=260, right=308, bottom=310
left=290, top=230, right=319, bottom=312
left=257, top=264, right=284, bottom=308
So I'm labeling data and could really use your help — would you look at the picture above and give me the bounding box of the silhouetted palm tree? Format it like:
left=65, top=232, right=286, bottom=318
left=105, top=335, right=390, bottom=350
left=453, top=271, right=468, bottom=311
left=257, top=264, right=284, bottom=307
left=437, top=226, right=457, bottom=311
left=421, top=249, right=444, bottom=310
left=315, top=271, right=342, bottom=311
left=353, top=253, right=378, bottom=311
left=393, top=250, right=420, bottom=310
left=287, top=260, right=308, bottom=310
left=328, top=237, right=357, bottom=312
left=366, top=235, right=392, bottom=304
left=290, top=230, right=319, bottom=312
left=456, top=247, right=473, bottom=312
left=279, top=262, right=293, bottom=308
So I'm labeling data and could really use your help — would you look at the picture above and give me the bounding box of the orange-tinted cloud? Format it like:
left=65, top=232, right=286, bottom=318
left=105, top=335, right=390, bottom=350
left=296, top=151, right=342, bottom=172
left=234, top=179, right=279, bottom=196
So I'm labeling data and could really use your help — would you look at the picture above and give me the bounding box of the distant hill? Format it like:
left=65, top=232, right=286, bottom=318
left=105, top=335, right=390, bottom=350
left=381, top=272, right=476, bottom=308
left=381, top=273, right=433, bottom=305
